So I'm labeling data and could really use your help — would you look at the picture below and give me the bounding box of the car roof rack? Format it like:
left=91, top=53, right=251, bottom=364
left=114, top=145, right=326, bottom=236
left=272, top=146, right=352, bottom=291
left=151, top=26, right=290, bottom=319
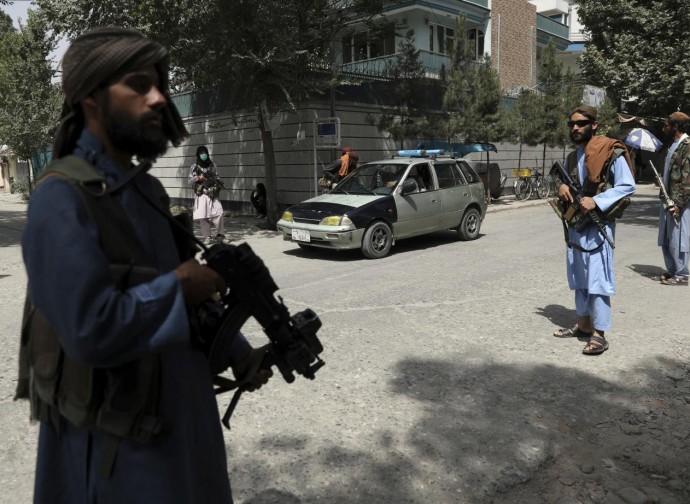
left=396, top=149, right=445, bottom=159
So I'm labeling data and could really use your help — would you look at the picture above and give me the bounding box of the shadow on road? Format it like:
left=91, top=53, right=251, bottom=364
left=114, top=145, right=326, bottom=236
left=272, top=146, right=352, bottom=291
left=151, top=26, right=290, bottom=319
left=624, top=191, right=661, bottom=230
left=281, top=230, right=485, bottom=262
left=237, top=357, right=690, bottom=504
left=0, top=208, right=27, bottom=247
left=628, top=263, right=666, bottom=281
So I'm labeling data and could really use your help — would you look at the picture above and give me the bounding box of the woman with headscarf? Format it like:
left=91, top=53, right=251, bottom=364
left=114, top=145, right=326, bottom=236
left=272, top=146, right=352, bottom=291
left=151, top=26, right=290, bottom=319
left=188, top=145, right=225, bottom=244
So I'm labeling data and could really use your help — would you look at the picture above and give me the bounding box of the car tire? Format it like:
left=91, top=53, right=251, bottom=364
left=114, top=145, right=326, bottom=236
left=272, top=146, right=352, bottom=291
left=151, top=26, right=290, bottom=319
left=362, top=221, right=392, bottom=259
left=457, top=208, right=481, bottom=241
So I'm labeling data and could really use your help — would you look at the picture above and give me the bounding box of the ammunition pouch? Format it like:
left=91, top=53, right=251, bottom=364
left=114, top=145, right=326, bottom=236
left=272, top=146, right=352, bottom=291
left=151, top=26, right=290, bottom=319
left=603, top=196, right=631, bottom=220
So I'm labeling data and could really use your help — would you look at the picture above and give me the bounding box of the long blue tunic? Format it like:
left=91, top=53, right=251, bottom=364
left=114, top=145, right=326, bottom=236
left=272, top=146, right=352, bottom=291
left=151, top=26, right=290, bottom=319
left=22, top=130, right=249, bottom=504
left=564, top=148, right=636, bottom=295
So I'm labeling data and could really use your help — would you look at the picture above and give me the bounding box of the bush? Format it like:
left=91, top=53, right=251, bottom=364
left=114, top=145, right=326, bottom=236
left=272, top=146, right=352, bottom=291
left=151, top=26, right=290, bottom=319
left=10, top=178, right=32, bottom=200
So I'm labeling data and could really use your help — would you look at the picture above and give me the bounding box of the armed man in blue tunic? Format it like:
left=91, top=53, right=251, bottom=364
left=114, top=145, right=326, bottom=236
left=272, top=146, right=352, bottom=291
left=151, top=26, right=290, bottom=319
left=552, top=105, right=636, bottom=355
left=18, top=27, right=271, bottom=503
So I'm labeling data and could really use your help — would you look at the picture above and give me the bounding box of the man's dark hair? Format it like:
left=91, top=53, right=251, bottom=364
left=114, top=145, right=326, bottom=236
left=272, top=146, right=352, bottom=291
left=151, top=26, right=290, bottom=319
left=668, top=112, right=690, bottom=133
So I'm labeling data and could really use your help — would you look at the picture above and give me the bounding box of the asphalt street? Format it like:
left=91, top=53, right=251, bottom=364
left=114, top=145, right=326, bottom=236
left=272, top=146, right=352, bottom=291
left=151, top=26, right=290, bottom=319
left=0, top=183, right=688, bottom=503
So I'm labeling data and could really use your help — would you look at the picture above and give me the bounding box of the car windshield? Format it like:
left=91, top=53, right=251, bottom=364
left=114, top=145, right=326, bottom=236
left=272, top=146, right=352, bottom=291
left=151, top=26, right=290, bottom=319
left=331, top=162, right=408, bottom=195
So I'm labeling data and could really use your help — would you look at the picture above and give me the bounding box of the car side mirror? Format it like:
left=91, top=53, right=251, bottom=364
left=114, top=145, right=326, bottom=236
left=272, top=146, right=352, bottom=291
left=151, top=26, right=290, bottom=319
left=401, top=178, right=417, bottom=195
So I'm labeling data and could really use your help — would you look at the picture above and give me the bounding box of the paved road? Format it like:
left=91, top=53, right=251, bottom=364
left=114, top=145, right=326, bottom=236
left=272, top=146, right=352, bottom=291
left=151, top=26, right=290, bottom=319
left=0, top=185, right=688, bottom=503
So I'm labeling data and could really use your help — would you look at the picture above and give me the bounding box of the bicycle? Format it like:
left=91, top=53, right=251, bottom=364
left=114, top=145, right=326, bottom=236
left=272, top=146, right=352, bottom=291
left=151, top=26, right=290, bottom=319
left=512, top=167, right=553, bottom=200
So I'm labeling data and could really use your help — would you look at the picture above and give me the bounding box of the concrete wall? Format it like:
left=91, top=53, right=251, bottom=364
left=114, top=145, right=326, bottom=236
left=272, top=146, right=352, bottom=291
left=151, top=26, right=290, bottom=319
left=151, top=99, right=567, bottom=210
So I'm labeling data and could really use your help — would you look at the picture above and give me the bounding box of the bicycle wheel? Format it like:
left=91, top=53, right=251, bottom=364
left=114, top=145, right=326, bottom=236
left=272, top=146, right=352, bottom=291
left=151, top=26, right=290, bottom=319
left=514, top=178, right=532, bottom=200
left=536, top=176, right=551, bottom=199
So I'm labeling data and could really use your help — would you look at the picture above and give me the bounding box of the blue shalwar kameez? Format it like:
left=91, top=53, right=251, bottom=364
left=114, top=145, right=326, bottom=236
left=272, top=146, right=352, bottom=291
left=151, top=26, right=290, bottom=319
left=563, top=148, right=636, bottom=331
left=22, top=130, right=250, bottom=504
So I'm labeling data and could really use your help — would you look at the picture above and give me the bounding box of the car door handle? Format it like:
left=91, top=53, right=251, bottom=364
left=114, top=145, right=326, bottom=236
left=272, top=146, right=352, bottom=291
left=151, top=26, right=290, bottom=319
left=431, top=199, right=438, bottom=203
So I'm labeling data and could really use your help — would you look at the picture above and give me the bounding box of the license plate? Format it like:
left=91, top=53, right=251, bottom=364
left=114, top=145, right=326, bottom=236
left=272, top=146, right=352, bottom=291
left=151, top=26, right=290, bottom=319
left=291, top=229, right=310, bottom=242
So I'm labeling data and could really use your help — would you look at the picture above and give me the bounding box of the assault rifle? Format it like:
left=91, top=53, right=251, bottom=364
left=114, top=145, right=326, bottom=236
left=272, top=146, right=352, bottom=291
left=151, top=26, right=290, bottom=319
left=193, top=166, right=226, bottom=193
left=648, top=161, right=679, bottom=225
left=129, top=163, right=324, bottom=428
left=550, top=161, right=615, bottom=249
left=200, top=242, right=324, bottom=428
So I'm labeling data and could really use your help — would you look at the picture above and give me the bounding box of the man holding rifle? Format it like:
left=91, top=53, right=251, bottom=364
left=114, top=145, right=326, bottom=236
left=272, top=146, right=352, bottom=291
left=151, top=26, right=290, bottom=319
left=657, top=112, right=690, bottom=286
left=552, top=106, right=636, bottom=355
left=18, top=28, right=271, bottom=503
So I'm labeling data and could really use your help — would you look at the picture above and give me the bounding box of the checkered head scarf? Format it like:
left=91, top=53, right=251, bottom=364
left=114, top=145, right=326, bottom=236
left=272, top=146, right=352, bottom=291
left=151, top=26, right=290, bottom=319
left=53, top=27, right=187, bottom=158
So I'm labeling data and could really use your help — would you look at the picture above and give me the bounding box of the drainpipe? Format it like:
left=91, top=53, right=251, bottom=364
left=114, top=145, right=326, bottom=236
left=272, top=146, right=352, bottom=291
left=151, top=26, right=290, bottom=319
left=496, top=14, right=501, bottom=74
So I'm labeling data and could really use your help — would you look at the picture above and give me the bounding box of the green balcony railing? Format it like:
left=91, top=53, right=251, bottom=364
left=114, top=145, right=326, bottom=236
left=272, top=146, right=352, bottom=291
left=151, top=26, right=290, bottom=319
left=536, top=14, right=570, bottom=42
left=340, top=50, right=482, bottom=79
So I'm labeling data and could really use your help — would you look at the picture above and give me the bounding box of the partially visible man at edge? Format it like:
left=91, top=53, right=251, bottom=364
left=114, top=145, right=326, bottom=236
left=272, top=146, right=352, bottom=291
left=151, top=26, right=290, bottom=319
left=658, top=112, right=690, bottom=286
left=18, top=27, right=271, bottom=503
left=552, top=105, right=636, bottom=355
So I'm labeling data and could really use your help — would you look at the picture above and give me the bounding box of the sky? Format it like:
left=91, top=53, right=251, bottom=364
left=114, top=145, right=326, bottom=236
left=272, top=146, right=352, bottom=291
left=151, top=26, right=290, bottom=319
left=1, top=0, right=69, bottom=68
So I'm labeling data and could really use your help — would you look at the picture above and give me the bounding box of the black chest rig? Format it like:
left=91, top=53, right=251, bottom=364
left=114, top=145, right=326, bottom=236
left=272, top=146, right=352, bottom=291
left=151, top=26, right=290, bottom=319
left=15, top=156, right=166, bottom=476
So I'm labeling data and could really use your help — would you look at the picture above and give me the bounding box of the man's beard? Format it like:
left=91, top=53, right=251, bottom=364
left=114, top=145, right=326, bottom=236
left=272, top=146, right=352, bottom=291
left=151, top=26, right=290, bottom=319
left=102, top=95, right=169, bottom=160
left=570, top=126, right=593, bottom=145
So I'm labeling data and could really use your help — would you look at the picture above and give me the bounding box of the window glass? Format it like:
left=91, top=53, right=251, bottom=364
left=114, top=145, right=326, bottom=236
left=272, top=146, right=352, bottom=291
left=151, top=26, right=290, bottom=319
left=435, top=164, right=456, bottom=189
left=342, top=36, right=352, bottom=64
left=436, top=25, right=444, bottom=54
left=467, top=28, right=485, bottom=61
left=457, top=161, right=480, bottom=184
left=354, top=32, right=368, bottom=61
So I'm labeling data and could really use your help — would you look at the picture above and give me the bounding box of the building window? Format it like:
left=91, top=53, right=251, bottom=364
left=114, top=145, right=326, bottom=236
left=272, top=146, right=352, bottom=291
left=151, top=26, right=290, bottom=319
left=467, top=28, right=485, bottom=61
left=429, top=24, right=454, bottom=55
left=430, top=24, right=483, bottom=61
left=342, top=24, right=396, bottom=63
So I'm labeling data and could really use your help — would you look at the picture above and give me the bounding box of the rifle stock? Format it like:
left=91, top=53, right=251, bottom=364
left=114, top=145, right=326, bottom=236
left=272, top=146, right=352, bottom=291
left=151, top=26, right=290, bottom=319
left=648, top=161, right=679, bottom=224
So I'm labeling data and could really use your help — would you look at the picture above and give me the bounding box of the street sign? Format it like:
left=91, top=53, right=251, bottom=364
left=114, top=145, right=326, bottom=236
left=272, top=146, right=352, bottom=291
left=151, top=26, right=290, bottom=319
left=314, top=118, right=340, bottom=149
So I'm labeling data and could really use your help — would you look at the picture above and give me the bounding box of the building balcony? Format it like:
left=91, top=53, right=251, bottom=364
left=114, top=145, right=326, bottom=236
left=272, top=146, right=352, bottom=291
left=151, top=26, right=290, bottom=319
left=528, top=0, right=569, bottom=16
left=536, top=13, right=570, bottom=48
left=340, top=50, right=481, bottom=80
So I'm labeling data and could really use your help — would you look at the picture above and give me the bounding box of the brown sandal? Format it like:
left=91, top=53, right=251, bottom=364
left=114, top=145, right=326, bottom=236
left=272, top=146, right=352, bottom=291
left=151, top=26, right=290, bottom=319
left=554, top=325, right=593, bottom=338
left=661, top=277, right=688, bottom=286
left=583, top=335, right=609, bottom=355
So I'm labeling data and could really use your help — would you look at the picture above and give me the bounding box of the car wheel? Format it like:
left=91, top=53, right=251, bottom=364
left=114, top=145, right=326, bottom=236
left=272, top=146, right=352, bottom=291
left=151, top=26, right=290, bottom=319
left=457, top=208, right=481, bottom=241
left=362, top=221, right=392, bottom=259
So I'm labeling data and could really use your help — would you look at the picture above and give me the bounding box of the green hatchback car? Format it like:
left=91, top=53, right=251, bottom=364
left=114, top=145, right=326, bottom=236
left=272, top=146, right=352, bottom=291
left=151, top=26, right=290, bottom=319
left=277, top=150, right=488, bottom=259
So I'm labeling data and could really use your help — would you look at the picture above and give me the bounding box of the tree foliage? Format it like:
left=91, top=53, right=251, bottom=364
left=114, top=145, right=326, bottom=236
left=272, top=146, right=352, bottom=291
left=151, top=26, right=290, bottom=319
left=507, top=42, right=581, bottom=168
left=442, top=14, right=477, bottom=143
left=577, top=0, right=690, bottom=116
left=464, top=55, right=505, bottom=143
left=374, top=29, right=428, bottom=149
left=0, top=10, right=61, bottom=164
left=0, top=9, right=13, bottom=35
left=35, top=0, right=390, bottom=224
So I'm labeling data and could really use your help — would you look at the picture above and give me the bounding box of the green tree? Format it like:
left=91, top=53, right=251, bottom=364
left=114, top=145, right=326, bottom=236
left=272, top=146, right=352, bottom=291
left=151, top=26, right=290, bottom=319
left=0, top=10, right=62, bottom=186
left=442, top=14, right=477, bottom=144
left=374, top=29, right=427, bottom=149
left=36, top=0, right=391, bottom=225
left=464, top=55, right=506, bottom=143
left=577, top=0, right=690, bottom=116
left=0, top=10, right=13, bottom=35
left=513, top=42, right=580, bottom=170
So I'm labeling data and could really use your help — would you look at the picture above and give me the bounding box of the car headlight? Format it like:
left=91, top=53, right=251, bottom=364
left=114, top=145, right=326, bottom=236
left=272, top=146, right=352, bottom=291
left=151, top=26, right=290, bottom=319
left=320, top=215, right=354, bottom=227
left=281, top=210, right=293, bottom=222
